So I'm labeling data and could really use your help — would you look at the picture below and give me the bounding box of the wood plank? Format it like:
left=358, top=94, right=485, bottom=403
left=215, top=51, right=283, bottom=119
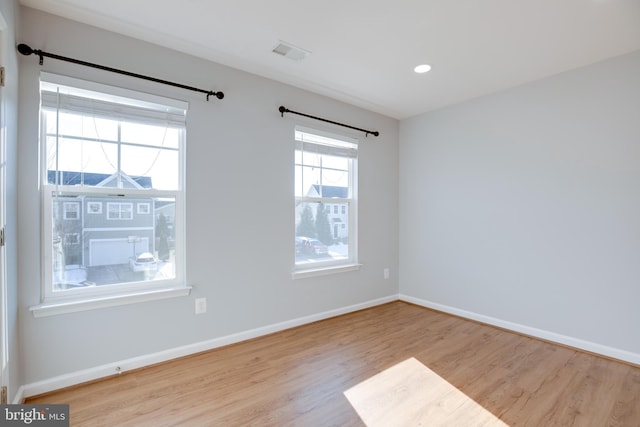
left=27, top=302, right=640, bottom=426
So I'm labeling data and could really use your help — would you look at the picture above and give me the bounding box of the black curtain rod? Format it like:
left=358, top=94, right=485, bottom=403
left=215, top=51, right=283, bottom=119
left=279, top=106, right=379, bottom=137
left=17, top=43, right=224, bottom=101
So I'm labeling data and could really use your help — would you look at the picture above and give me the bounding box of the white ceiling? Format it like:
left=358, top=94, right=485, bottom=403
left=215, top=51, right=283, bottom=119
left=20, top=0, right=640, bottom=119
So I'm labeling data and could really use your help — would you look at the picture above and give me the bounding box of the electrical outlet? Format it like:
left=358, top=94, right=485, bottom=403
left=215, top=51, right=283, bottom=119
left=384, top=268, right=390, bottom=279
left=195, top=298, right=207, bottom=314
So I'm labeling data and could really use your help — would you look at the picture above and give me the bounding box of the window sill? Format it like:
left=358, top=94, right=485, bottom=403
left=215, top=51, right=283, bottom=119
left=292, top=263, right=362, bottom=280
left=29, top=286, right=192, bottom=318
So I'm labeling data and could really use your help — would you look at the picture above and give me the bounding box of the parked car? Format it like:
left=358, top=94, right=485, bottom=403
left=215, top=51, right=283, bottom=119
left=295, top=236, right=329, bottom=256
left=130, top=252, right=158, bottom=272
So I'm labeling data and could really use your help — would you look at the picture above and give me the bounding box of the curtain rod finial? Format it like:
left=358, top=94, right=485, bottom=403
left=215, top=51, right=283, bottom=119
left=17, top=43, right=34, bottom=56
left=206, top=91, right=224, bottom=101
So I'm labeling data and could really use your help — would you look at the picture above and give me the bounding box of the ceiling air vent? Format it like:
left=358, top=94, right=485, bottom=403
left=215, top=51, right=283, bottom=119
left=272, top=41, right=310, bottom=61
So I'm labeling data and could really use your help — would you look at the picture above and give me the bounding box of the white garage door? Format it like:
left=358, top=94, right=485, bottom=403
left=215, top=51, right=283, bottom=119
left=90, top=238, right=149, bottom=266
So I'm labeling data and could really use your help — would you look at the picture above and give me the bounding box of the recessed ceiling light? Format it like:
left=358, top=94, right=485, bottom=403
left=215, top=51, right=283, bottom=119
left=414, top=64, right=432, bottom=74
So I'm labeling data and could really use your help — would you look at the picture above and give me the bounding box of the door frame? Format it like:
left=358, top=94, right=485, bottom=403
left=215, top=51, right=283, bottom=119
left=0, top=10, right=9, bottom=403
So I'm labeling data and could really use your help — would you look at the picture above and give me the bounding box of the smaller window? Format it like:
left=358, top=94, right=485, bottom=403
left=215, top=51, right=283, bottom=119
left=294, top=127, right=358, bottom=275
left=87, top=202, right=102, bottom=214
left=63, top=202, right=79, bottom=220
left=107, top=202, right=133, bottom=220
left=137, top=203, right=151, bottom=215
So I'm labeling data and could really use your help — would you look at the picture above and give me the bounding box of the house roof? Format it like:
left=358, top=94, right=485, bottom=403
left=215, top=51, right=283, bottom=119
left=311, top=185, right=348, bottom=199
left=47, top=171, right=153, bottom=189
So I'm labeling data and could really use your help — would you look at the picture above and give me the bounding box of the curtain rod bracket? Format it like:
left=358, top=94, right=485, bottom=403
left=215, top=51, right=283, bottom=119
left=17, top=43, right=225, bottom=102
left=278, top=105, right=379, bottom=137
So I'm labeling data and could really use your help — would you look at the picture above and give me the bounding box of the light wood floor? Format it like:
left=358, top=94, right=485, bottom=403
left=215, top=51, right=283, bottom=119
left=27, top=302, right=640, bottom=426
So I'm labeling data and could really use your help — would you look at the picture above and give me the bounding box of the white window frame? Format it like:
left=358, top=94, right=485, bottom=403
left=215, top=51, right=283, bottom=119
left=32, top=73, right=190, bottom=317
left=137, top=202, right=151, bottom=215
left=87, top=201, right=102, bottom=214
left=107, top=202, right=134, bottom=220
left=293, top=126, right=360, bottom=278
left=63, top=202, right=79, bottom=220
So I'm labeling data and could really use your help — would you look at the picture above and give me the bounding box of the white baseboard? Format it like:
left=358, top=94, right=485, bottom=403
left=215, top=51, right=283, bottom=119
left=21, top=294, right=398, bottom=399
left=12, top=386, right=26, bottom=404
left=21, top=292, right=638, bottom=399
left=399, top=294, right=640, bottom=366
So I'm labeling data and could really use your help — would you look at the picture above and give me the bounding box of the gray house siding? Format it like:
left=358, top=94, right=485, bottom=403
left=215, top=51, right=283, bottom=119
left=83, top=197, right=155, bottom=266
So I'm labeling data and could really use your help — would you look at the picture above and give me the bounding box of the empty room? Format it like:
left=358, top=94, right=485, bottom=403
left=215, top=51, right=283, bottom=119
left=1, top=0, right=639, bottom=425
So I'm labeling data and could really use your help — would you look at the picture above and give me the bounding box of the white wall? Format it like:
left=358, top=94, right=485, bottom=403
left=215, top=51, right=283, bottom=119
left=0, top=0, right=20, bottom=404
left=400, top=50, right=640, bottom=361
left=18, top=7, right=399, bottom=387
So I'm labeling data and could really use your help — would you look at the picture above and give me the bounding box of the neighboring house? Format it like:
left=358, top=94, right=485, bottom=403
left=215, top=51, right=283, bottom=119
left=51, top=171, right=162, bottom=267
left=296, top=184, right=349, bottom=242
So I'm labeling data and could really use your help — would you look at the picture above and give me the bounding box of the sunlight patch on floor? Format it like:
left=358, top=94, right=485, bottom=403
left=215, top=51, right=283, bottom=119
left=344, top=357, right=508, bottom=427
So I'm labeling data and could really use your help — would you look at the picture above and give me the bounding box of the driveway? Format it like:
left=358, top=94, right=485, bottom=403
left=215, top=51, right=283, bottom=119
left=87, top=264, right=146, bottom=285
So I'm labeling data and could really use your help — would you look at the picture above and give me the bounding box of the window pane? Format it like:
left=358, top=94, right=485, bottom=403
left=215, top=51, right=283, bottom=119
left=121, top=144, right=179, bottom=190
left=51, top=194, right=177, bottom=291
left=63, top=202, right=79, bottom=219
left=301, top=166, right=321, bottom=196
left=321, top=154, right=349, bottom=170
left=295, top=149, right=351, bottom=199
left=49, top=111, right=119, bottom=141
left=295, top=201, right=349, bottom=266
left=321, top=169, right=349, bottom=193
left=46, top=136, right=119, bottom=185
left=121, top=203, right=133, bottom=220
left=121, top=122, right=180, bottom=149
left=301, top=151, right=322, bottom=167
left=44, top=110, right=182, bottom=190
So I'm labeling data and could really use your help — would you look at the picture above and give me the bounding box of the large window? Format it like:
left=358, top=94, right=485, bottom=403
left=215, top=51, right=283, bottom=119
left=294, top=127, right=358, bottom=274
left=39, top=73, right=187, bottom=307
